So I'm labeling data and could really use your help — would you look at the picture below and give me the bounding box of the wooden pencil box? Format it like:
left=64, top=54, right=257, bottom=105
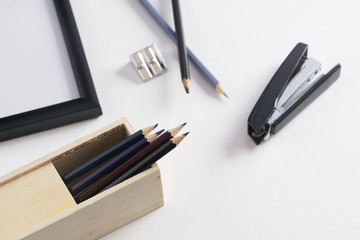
left=0, top=118, right=164, bottom=240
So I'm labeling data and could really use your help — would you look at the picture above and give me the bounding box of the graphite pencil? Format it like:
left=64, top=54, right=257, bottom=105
left=138, top=0, right=228, bottom=98
left=62, top=124, right=158, bottom=184
left=100, top=133, right=189, bottom=193
left=75, top=123, right=186, bottom=203
left=172, top=0, right=191, bottom=93
left=69, top=130, right=164, bottom=196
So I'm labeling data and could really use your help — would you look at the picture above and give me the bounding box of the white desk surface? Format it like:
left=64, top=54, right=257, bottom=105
left=1, top=0, right=360, bottom=239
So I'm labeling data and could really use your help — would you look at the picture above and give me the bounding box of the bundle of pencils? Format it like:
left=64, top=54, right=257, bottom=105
left=61, top=123, right=188, bottom=203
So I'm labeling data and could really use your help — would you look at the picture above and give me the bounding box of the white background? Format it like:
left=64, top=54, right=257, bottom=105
left=0, top=0, right=79, bottom=118
left=1, top=0, right=360, bottom=239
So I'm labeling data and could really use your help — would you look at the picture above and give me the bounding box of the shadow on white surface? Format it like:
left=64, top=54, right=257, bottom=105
left=226, top=117, right=256, bottom=158
left=118, top=63, right=143, bottom=85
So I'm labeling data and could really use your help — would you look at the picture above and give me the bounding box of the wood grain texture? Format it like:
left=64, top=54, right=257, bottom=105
left=0, top=163, right=76, bottom=240
left=15, top=164, right=163, bottom=240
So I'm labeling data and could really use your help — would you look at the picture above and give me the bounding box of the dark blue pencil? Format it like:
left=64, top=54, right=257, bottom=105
left=138, top=0, right=228, bottom=98
left=74, top=123, right=186, bottom=203
left=62, top=124, right=158, bottom=184
left=69, top=130, right=164, bottom=196
left=100, top=133, right=188, bottom=193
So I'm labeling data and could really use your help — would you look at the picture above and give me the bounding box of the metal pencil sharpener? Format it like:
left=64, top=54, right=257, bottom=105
left=130, top=44, right=167, bottom=81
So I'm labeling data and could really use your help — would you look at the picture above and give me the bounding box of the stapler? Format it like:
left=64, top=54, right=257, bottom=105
left=248, top=42, right=341, bottom=145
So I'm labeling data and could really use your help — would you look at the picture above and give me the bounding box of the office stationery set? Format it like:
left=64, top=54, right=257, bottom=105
left=0, top=0, right=345, bottom=239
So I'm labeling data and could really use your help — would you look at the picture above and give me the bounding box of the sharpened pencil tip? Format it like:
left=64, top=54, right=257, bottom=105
left=156, top=129, right=165, bottom=135
left=183, top=132, right=190, bottom=136
left=154, top=123, right=158, bottom=129
left=182, top=78, right=191, bottom=93
left=182, top=122, right=187, bottom=126
left=216, top=84, right=228, bottom=98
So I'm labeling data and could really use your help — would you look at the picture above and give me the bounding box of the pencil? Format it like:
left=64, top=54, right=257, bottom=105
left=75, top=123, right=186, bottom=203
left=69, top=130, right=164, bottom=196
left=171, top=0, right=191, bottom=93
left=100, top=132, right=189, bottom=193
left=62, top=124, right=158, bottom=184
left=138, top=0, right=228, bottom=98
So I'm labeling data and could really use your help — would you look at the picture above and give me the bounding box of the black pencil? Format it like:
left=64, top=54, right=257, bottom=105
left=172, top=0, right=191, bottom=93
left=62, top=124, right=158, bottom=184
left=74, top=123, right=186, bottom=203
left=69, top=130, right=163, bottom=196
left=100, top=132, right=189, bottom=192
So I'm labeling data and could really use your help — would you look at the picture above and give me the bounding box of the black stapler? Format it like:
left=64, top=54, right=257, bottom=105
left=248, top=42, right=341, bottom=145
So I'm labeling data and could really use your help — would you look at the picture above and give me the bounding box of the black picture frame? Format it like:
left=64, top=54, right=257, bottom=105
left=0, top=0, right=102, bottom=142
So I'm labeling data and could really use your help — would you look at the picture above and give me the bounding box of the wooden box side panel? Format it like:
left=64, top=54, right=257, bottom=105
left=17, top=164, right=164, bottom=240
left=0, top=163, right=76, bottom=240
left=52, top=120, right=134, bottom=177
